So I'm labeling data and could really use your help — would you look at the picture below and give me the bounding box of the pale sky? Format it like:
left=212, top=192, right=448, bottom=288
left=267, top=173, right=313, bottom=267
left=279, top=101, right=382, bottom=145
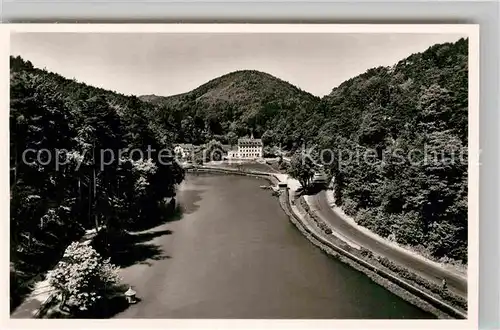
left=10, top=33, right=465, bottom=97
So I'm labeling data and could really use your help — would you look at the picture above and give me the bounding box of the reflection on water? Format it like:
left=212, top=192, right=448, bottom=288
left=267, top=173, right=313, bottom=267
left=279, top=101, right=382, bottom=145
left=115, top=173, right=434, bottom=319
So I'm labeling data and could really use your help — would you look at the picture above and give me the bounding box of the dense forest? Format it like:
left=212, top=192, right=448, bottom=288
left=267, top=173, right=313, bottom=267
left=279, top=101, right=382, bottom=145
left=10, top=37, right=468, bottom=309
left=9, top=56, right=185, bottom=310
left=314, top=38, right=468, bottom=263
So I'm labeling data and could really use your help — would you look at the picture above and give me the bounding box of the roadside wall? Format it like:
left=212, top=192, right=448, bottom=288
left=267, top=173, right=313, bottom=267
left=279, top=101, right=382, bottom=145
left=187, top=166, right=467, bottom=319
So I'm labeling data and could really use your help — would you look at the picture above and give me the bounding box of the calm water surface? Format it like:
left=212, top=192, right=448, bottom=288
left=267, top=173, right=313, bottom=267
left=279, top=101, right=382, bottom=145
left=116, top=173, right=434, bottom=319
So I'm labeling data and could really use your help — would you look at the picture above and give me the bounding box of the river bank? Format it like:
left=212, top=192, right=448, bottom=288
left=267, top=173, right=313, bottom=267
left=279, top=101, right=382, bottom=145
left=289, top=194, right=466, bottom=319
left=191, top=165, right=466, bottom=319
left=113, top=173, right=433, bottom=318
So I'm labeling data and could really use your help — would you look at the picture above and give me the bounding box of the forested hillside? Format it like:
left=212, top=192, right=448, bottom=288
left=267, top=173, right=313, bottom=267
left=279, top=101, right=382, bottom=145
left=140, top=38, right=469, bottom=263
left=139, top=70, right=321, bottom=149
left=314, top=38, right=468, bottom=263
left=9, top=56, right=184, bottom=310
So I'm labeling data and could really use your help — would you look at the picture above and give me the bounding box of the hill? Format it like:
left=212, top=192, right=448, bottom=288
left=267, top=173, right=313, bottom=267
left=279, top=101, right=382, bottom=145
left=311, top=38, right=468, bottom=263
left=139, top=70, right=321, bottom=148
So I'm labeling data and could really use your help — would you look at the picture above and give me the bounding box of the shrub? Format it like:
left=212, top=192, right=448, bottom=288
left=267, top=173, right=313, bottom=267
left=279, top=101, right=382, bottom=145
left=342, top=198, right=358, bottom=217
left=47, top=242, right=121, bottom=313
left=377, top=256, right=467, bottom=310
left=356, top=208, right=394, bottom=238
left=299, top=198, right=310, bottom=213
left=360, top=247, right=374, bottom=259
left=391, top=212, right=426, bottom=246
left=427, top=221, right=467, bottom=262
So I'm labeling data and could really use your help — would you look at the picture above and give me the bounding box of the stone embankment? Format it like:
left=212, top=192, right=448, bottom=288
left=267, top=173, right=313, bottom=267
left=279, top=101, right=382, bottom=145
left=192, top=165, right=467, bottom=319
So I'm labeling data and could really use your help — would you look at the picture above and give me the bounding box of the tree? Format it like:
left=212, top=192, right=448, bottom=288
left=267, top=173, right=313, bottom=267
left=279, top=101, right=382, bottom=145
left=262, top=146, right=275, bottom=158
left=226, top=131, right=238, bottom=146
left=417, top=84, right=454, bottom=133
left=261, top=129, right=276, bottom=146
left=391, top=211, right=426, bottom=246
left=287, top=151, right=316, bottom=190
left=180, top=116, right=196, bottom=143
left=47, top=242, right=121, bottom=313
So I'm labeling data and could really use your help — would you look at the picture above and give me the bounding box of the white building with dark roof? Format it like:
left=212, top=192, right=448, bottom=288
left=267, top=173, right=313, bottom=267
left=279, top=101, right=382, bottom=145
left=236, top=134, right=263, bottom=159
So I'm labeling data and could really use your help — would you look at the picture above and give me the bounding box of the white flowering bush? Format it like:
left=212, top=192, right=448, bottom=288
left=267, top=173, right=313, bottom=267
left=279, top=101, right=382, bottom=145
left=131, top=158, right=157, bottom=176
left=131, top=158, right=158, bottom=198
left=47, top=242, right=121, bottom=312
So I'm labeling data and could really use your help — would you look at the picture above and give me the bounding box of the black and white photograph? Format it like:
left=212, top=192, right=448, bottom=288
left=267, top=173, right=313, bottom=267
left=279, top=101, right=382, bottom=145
left=5, top=24, right=478, bottom=323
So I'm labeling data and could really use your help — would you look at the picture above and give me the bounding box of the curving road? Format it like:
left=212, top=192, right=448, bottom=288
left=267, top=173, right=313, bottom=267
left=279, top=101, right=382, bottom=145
left=308, top=191, right=468, bottom=298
